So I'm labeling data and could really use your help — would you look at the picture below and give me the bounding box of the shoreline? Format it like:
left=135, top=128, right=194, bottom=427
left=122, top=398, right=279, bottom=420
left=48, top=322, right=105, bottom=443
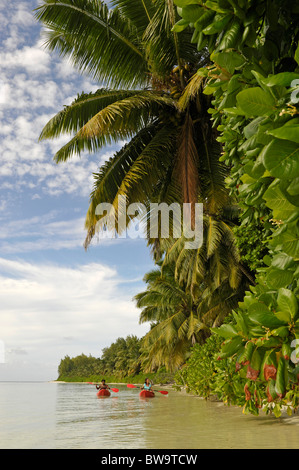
left=49, top=380, right=175, bottom=388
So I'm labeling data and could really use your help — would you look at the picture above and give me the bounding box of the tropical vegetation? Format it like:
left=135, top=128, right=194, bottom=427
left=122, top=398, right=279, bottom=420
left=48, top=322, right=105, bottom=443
left=172, top=0, right=299, bottom=416
left=57, top=336, right=174, bottom=384
left=135, top=255, right=249, bottom=371
left=36, top=0, right=299, bottom=417
left=36, top=0, right=250, bottom=374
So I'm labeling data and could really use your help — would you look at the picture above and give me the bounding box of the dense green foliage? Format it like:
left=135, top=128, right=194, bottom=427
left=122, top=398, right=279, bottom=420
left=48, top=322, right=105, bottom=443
left=58, top=353, right=102, bottom=380
left=232, top=220, right=271, bottom=273
left=175, top=335, right=225, bottom=398
left=135, top=258, right=249, bottom=371
left=57, top=335, right=142, bottom=380
left=174, top=0, right=299, bottom=416
left=57, top=335, right=174, bottom=384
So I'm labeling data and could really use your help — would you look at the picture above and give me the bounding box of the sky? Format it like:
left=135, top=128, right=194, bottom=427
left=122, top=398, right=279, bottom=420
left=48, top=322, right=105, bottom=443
left=0, top=0, right=154, bottom=381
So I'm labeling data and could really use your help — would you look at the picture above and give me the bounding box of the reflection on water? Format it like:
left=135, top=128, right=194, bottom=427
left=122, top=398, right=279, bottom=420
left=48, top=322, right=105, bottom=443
left=0, top=382, right=298, bottom=449
left=54, top=383, right=299, bottom=449
left=54, top=383, right=146, bottom=449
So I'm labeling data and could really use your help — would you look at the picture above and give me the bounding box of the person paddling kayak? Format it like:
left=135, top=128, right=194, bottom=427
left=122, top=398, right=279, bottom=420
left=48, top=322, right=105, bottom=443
left=140, top=378, right=155, bottom=398
left=140, top=378, right=154, bottom=392
left=96, top=379, right=110, bottom=391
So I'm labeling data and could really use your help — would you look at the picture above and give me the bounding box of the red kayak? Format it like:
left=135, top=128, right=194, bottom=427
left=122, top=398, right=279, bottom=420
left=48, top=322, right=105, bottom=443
left=139, top=390, right=155, bottom=398
left=97, top=389, right=111, bottom=397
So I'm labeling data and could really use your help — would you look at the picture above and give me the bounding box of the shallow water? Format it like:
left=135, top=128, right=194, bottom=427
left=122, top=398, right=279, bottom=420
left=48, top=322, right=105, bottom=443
left=0, top=382, right=298, bottom=449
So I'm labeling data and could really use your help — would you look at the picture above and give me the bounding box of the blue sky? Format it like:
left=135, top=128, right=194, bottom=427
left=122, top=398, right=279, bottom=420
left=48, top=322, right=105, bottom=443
left=0, top=0, right=154, bottom=381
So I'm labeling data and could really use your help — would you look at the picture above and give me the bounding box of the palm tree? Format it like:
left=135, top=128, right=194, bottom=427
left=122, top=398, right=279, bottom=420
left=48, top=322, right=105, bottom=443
left=135, top=262, right=203, bottom=371
left=36, top=0, right=254, bottom=369
left=35, top=0, right=228, bottom=248
left=135, top=256, right=249, bottom=371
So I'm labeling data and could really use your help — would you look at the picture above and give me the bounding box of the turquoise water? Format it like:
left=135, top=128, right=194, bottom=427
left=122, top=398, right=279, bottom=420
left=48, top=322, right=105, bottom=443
left=0, top=382, right=298, bottom=449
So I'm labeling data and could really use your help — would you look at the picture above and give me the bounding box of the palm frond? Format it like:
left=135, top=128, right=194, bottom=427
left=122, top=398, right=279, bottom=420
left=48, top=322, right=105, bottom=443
left=110, top=123, right=177, bottom=212
left=111, top=0, right=156, bottom=36
left=80, top=91, right=175, bottom=139
left=50, top=91, right=175, bottom=162
left=142, top=0, right=195, bottom=80
left=84, top=122, right=160, bottom=246
left=35, top=0, right=147, bottom=88
left=84, top=121, right=178, bottom=243
left=39, top=88, right=143, bottom=141
left=197, top=131, right=229, bottom=214
left=178, top=72, right=205, bottom=111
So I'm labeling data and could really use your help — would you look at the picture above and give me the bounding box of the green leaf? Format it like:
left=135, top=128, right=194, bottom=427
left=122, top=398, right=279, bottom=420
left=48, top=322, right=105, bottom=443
left=287, top=178, right=299, bottom=196
left=174, top=0, right=201, bottom=6
left=243, top=116, right=265, bottom=139
left=237, top=341, right=255, bottom=363
left=181, top=5, right=204, bottom=22
left=211, top=323, right=239, bottom=339
left=266, top=268, right=294, bottom=289
left=236, top=87, right=276, bottom=117
left=250, top=348, right=262, bottom=371
left=240, top=173, right=257, bottom=184
left=263, top=179, right=298, bottom=221
left=220, top=336, right=244, bottom=357
left=262, top=139, right=299, bottom=179
left=172, top=18, right=190, bottom=32
left=295, top=43, right=299, bottom=66
left=271, top=326, right=289, bottom=338
left=273, top=404, right=282, bottom=418
left=274, top=311, right=292, bottom=323
left=211, top=50, right=245, bottom=74
left=205, top=1, right=232, bottom=13
left=267, top=119, right=299, bottom=144
left=275, top=357, right=287, bottom=397
left=223, top=107, right=246, bottom=115
left=272, top=223, right=299, bottom=260
left=217, top=18, right=241, bottom=50
left=250, top=70, right=270, bottom=92
left=248, top=302, right=287, bottom=328
left=265, top=72, right=299, bottom=87
left=277, top=288, right=298, bottom=320
left=194, top=10, right=215, bottom=30
left=203, top=14, right=232, bottom=35
left=267, top=378, right=278, bottom=401
left=232, top=311, right=248, bottom=336
left=271, top=253, right=294, bottom=270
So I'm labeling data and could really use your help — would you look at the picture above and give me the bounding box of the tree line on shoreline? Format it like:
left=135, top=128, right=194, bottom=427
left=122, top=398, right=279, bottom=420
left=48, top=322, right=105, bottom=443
left=57, top=335, right=175, bottom=384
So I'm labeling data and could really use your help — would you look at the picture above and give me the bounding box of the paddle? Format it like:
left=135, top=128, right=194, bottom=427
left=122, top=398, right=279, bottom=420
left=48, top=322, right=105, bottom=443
left=127, top=383, right=168, bottom=395
left=87, top=382, right=119, bottom=392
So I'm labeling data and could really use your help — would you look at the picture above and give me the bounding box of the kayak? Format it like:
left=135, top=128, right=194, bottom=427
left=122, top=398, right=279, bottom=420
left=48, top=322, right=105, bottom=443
left=97, top=389, right=111, bottom=397
left=139, top=390, right=155, bottom=398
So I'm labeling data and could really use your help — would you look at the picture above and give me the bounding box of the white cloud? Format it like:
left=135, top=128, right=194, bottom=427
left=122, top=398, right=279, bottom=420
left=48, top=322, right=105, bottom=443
left=0, top=82, right=11, bottom=105
left=0, top=45, right=51, bottom=75
left=11, top=3, right=36, bottom=28
left=0, top=0, right=120, bottom=201
left=0, top=257, right=147, bottom=380
left=0, top=211, right=86, bottom=254
left=0, top=200, right=7, bottom=212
